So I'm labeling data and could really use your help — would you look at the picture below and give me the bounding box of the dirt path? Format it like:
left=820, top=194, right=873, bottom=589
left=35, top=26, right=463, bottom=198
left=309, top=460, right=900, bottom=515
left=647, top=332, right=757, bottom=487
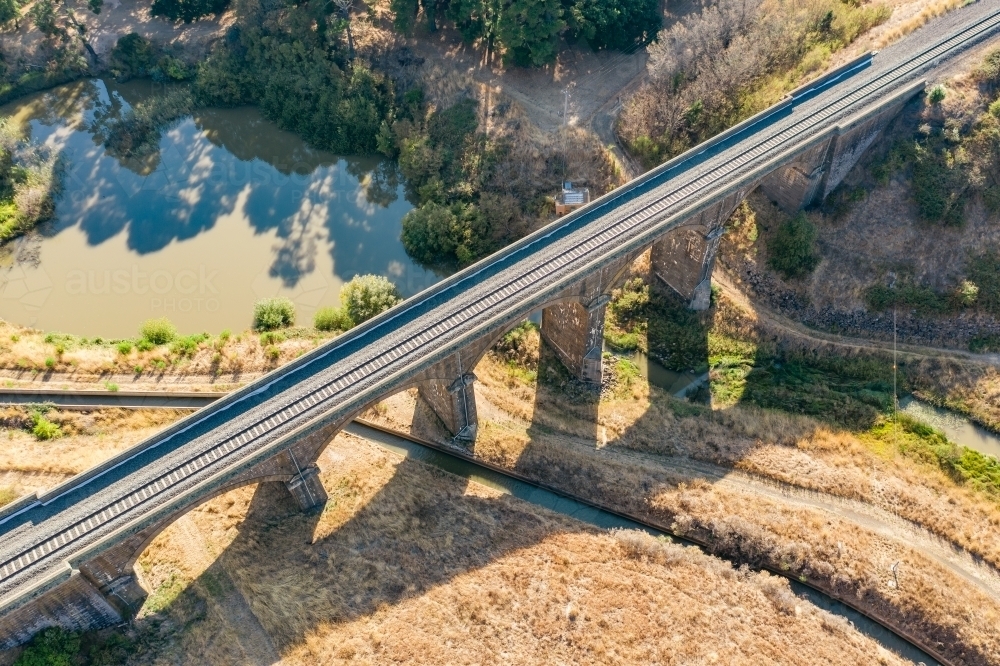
left=1, top=0, right=230, bottom=67
left=172, top=514, right=281, bottom=665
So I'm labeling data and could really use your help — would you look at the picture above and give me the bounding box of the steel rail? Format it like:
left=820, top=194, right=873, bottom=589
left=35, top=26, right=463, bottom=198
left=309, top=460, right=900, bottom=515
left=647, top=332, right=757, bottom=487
left=1, top=3, right=999, bottom=606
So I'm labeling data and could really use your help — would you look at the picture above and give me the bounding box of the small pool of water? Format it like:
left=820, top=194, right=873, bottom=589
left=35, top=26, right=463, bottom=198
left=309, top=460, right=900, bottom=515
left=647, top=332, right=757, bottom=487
left=611, top=347, right=703, bottom=396
left=347, top=421, right=938, bottom=665
left=0, top=79, right=443, bottom=337
left=899, top=396, right=1000, bottom=459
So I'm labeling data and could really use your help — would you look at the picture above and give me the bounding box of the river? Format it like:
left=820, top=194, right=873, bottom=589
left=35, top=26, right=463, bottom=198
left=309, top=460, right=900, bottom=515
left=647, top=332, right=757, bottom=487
left=0, top=79, right=441, bottom=338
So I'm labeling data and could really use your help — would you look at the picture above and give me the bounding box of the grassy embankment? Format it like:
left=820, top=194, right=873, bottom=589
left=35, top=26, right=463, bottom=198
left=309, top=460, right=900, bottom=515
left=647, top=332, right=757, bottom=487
left=0, top=426, right=913, bottom=665
left=0, top=319, right=336, bottom=383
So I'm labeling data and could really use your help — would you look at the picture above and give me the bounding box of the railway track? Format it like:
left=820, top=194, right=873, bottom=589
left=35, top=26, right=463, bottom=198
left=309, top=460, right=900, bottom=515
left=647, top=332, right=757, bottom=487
left=1, top=1, right=999, bottom=650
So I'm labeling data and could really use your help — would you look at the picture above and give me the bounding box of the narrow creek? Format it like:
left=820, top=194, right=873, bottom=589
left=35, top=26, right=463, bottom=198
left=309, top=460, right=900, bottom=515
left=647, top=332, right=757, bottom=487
left=345, top=420, right=939, bottom=666
left=900, top=396, right=1000, bottom=459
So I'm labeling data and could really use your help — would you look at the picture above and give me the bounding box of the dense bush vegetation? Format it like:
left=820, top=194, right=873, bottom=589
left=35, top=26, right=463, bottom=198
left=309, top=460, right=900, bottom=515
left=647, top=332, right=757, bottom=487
left=195, top=16, right=395, bottom=155
left=395, top=94, right=540, bottom=266
left=871, top=48, right=1000, bottom=225
left=767, top=213, right=818, bottom=279
left=14, top=627, right=79, bottom=666
left=253, top=297, right=296, bottom=331
left=0, top=121, right=59, bottom=244
left=619, top=0, right=891, bottom=167
left=393, top=0, right=659, bottom=66
left=152, top=0, right=228, bottom=23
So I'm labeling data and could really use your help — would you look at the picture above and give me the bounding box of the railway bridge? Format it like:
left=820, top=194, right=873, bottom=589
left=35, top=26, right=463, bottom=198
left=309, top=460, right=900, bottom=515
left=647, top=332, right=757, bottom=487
left=1, top=2, right=999, bottom=646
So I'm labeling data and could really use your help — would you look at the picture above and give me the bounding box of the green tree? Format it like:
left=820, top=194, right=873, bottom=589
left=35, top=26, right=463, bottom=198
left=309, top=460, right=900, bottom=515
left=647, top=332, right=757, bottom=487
left=564, top=0, right=660, bottom=51
left=14, top=627, right=80, bottom=666
left=402, top=201, right=483, bottom=266
left=340, top=274, right=402, bottom=324
left=768, top=213, right=819, bottom=279
left=0, top=0, right=20, bottom=27
left=109, top=33, right=153, bottom=81
left=28, top=0, right=60, bottom=37
left=496, top=0, right=564, bottom=67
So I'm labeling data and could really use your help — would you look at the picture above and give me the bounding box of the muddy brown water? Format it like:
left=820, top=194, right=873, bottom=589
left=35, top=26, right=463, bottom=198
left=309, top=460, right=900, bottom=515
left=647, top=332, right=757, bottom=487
left=0, top=79, right=442, bottom=338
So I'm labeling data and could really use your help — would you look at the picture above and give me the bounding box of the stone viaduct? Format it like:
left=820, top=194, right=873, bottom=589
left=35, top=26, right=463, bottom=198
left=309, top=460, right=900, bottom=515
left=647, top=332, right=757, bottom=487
left=3, top=8, right=997, bottom=643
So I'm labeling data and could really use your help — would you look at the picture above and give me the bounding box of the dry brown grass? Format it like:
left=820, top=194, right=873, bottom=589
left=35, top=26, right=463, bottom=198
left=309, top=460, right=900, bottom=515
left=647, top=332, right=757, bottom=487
left=0, top=407, right=185, bottom=499
left=123, top=431, right=909, bottom=665
left=874, top=0, right=967, bottom=48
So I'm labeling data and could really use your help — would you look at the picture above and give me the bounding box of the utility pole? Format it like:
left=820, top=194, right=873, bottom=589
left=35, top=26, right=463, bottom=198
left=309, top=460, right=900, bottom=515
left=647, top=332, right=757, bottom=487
left=889, top=272, right=898, bottom=447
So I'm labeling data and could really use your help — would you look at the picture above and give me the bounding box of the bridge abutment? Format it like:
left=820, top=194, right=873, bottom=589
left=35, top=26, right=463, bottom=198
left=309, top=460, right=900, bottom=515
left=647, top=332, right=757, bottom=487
left=759, top=84, right=922, bottom=211
left=0, top=572, right=127, bottom=649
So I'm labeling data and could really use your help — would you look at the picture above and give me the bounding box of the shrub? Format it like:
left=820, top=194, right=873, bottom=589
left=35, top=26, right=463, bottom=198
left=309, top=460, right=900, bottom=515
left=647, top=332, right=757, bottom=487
left=266, top=345, right=281, bottom=360
left=767, top=213, right=818, bottom=279
left=340, top=275, right=402, bottom=325
left=139, top=317, right=177, bottom=345
left=990, top=98, right=1000, bottom=118
left=966, top=252, right=1000, bottom=316
left=314, top=306, right=353, bottom=332
left=136, top=339, right=154, bottom=352
left=155, top=55, right=192, bottom=81
left=170, top=333, right=208, bottom=356
left=13, top=626, right=79, bottom=666
left=105, top=382, right=119, bottom=392
left=928, top=85, right=947, bottom=105
left=117, top=340, right=133, bottom=355
left=258, top=330, right=286, bottom=345
left=44, top=357, right=54, bottom=369
left=30, top=413, right=61, bottom=441
left=956, top=280, right=979, bottom=307
left=969, top=334, right=1000, bottom=353
left=864, top=282, right=949, bottom=314
left=253, top=297, right=295, bottom=331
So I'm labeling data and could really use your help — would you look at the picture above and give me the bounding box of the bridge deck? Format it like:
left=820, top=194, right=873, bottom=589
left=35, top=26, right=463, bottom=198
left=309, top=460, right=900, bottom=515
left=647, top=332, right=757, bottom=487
left=1, top=0, right=999, bottom=615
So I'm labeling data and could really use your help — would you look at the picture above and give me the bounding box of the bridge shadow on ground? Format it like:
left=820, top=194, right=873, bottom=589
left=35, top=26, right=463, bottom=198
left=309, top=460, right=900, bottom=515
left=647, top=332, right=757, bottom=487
left=119, top=431, right=591, bottom=664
